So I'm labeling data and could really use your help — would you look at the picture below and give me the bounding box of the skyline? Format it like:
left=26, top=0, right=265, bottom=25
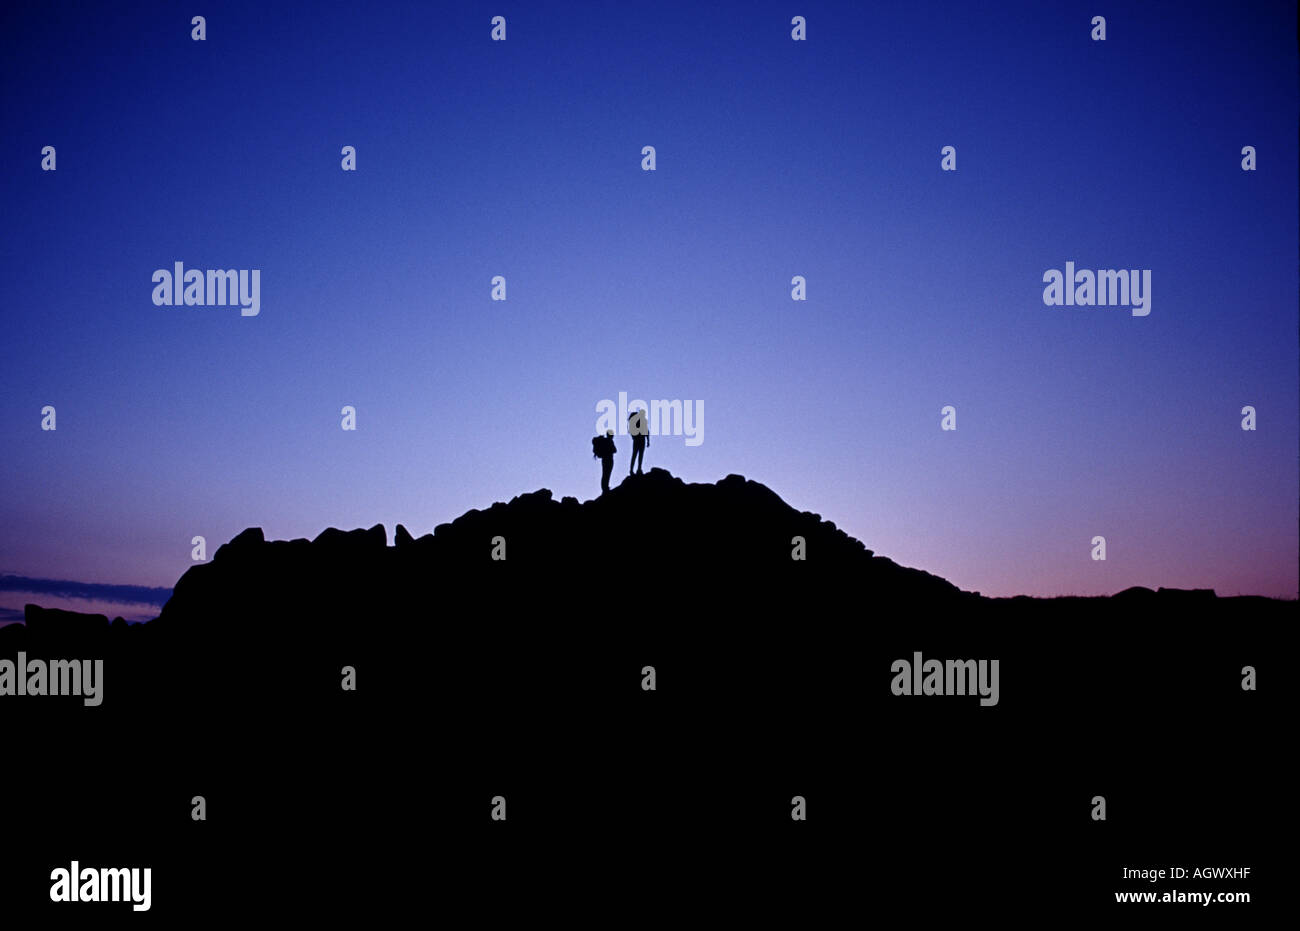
left=2, top=0, right=1297, bottom=613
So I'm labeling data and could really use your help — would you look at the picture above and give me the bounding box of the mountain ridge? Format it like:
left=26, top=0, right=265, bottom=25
left=4, top=468, right=1288, bottom=639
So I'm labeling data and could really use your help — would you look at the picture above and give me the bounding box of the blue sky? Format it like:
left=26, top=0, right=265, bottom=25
left=1, top=0, right=1296, bottom=610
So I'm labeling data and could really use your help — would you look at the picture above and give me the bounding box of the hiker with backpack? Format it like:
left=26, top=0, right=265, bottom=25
left=628, top=407, right=649, bottom=475
left=592, top=428, right=616, bottom=495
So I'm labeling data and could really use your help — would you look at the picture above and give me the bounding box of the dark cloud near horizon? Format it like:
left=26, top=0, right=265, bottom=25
left=0, top=574, right=172, bottom=607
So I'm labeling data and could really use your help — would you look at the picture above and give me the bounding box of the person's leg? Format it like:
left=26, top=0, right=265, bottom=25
left=601, top=458, right=612, bottom=493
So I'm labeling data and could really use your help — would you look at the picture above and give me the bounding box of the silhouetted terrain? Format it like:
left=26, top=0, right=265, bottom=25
left=2, top=469, right=1292, bottom=921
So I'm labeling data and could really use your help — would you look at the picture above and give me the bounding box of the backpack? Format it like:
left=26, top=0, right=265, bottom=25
left=592, top=435, right=607, bottom=458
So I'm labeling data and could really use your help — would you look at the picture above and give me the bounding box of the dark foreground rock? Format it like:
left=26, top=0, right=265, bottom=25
left=0, top=469, right=1292, bottom=921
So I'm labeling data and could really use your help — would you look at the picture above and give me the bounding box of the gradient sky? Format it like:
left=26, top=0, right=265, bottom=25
left=2, top=0, right=1296, bottom=613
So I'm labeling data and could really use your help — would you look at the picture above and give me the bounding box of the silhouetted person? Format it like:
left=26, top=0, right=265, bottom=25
left=628, top=407, right=649, bottom=475
left=592, top=428, right=616, bottom=494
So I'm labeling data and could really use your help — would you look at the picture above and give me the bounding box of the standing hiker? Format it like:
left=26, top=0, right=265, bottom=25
left=628, top=407, right=649, bottom=475
left=592, top=428, right=616, bottom=494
